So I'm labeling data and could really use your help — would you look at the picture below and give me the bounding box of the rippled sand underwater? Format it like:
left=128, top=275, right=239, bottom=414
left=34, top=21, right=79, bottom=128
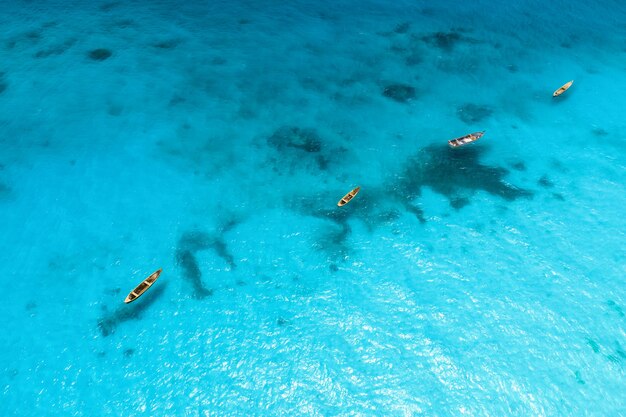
left=0, top=1, right=625, bottom=416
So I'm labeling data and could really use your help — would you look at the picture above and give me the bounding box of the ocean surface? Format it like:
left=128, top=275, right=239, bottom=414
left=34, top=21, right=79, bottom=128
left=1, top=1, right=625, bottom=416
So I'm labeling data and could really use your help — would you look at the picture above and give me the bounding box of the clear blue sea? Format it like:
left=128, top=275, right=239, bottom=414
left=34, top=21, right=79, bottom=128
left=1, top=1, right=625, bottom=415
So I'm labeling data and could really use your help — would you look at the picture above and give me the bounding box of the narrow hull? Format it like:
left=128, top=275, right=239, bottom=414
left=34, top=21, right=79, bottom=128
left=124, top=269, right=162, bottom=303
left=337, top=186, right=361, bottom=206
left=553, top=80, right=573, bottom=97
left=448, top=131, right=485, bottom=148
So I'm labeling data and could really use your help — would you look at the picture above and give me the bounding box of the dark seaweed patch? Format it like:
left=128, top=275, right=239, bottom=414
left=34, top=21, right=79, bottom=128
left=382, top=83, right=416, bottom=103
left=405, top=54, right=423, bottom=66
left=394, top=22, right=411, bottom=34
left=316, top=222, right=352, bottom=260
left=574, top=370, right=585, bottom=385
left=276, top=317, right=287, bottom=326
left=100, top=1, right=120, bottom=12
left=0, top=182, right=10, bottom=197
left=450, top=196, right=470, bottom=210
left=105, top=287, right=121, bottom=296
left=393, top=144, right=533, bottom=209
left=152, top=39, right=181, bottom=49
left=329, top=263, right=339, bottom=272
left=0, top=72, right=7, bottom=94
left=123, top=348, right=135, bottom=357
left=34, top=38, right=77, bottom=58
left=211, top=57, right=227, bottom=65
left=175, top=249, right=213, bottom=299
left=211, top=239, right=236, bottom=270
left=591, top=127, right=608, bottom=137
left=421, top=31, right=463, bottom=52
left=457, top=103, right=493, bottom=124
left=179, top=230, right=236, bottom=268
left=97, top=283, right=166, bottom=337
left=176, top=229, right=237, bottom=298
left=23, top=30, right=43, bottom=43
left=268, top=126, right=322, bottom=153
left=107, top=104, right=123, bottom=116
left=266, top=126, right=337, bottom=171
left=587, top=337, right=600, bottom=353
left=607, top=300, right=624, bottom=317
left=404, top=204, right=426, bottom=223
left=538, top=175, right=554, bottom=188
left=88, top=48, right=112, bottom=61
left=510, top=161, right=526, bottom=171
left=549, top=159, right=569, bottom=173
left=375, top=209, right=401, bottom=224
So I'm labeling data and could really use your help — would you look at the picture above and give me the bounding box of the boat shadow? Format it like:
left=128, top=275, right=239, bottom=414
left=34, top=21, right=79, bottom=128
left=97, top=282, right=168, bottom=337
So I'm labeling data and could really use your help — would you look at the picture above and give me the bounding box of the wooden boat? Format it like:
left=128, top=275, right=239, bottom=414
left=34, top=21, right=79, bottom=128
left=553, top=80, right=573, bottom=97
left=448, top=131, right=485, bottom=148
left=124, top=269, right=162, bottom=303
left=337, top=186, right=360, bottom=206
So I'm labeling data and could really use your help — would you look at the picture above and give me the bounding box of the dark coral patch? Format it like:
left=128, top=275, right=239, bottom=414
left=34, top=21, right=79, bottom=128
left=88, top=48, right=112, bottom=61
left=457, top=103, right=493, bottom=124
left=393, top=144, right=532, bottom=209
left=382, top=83, right=416, bottom=103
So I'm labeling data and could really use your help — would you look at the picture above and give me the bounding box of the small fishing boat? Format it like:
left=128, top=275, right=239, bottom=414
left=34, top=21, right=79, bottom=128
left=553, top=80, right=573, bottom=97
left=448, top=131, right=485, bottom=148
left=124, top=269, right=162, bottom=303
left=337, top=186, right=360, bottom=206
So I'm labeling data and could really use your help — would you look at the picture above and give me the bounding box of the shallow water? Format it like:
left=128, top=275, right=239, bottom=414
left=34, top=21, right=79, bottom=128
left=1, top=1, right=625, bottom=416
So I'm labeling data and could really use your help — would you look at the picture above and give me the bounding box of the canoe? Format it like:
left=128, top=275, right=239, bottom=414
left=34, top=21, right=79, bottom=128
left=337, top=186, right=360, bottom=207
left=448, top=131, right=485, bottom=148
left=124, top=269, right=162, bottom=303
left=553, top=80, right=573, bottom=97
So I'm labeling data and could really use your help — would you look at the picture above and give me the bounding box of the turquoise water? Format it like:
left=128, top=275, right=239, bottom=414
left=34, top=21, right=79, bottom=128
left=1, top=0, right=625, bottom=415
